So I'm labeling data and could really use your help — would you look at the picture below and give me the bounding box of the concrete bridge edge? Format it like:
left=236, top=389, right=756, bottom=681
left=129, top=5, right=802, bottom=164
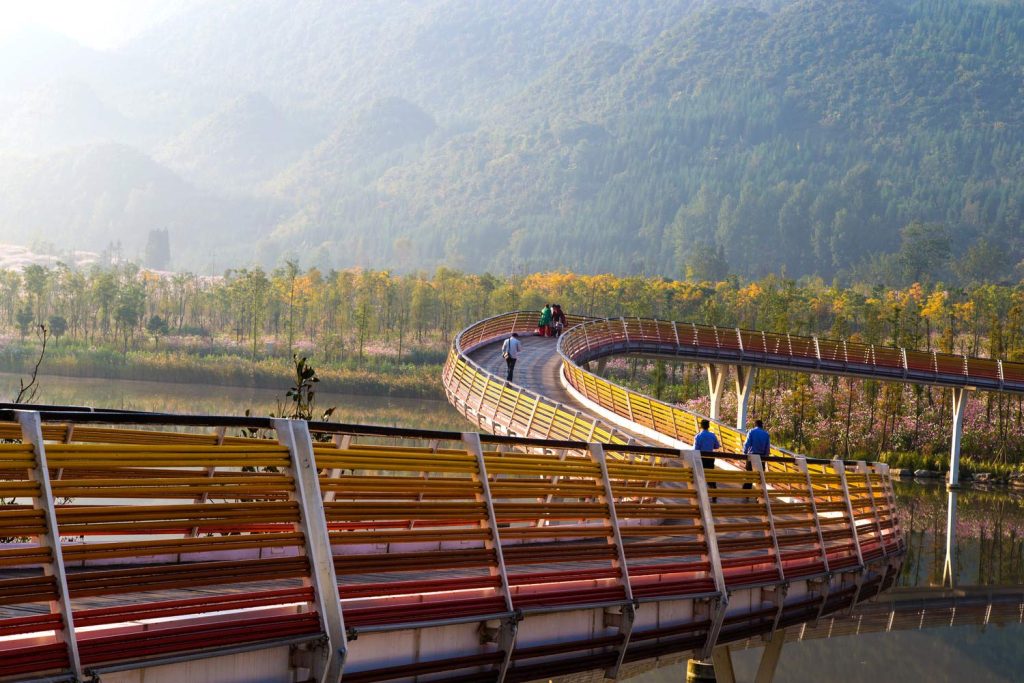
left=558, top=364, right=692, bottom=450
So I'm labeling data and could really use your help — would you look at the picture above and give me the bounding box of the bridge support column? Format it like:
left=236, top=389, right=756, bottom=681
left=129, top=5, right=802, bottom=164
left=754, top=628, right=786, bottom=683
left=705, top=364, right=726, bottom=422
left=948, top=387, right=969, bottom=489
left=686, top=658, right=718, bottom=682
left=943, top=489, right=959, bottom=588
left=734, top=365, right=756, bottom=431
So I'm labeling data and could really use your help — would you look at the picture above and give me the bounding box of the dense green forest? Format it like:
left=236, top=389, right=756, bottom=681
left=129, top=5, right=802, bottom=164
left=1, top=0, right=1022, bottom=281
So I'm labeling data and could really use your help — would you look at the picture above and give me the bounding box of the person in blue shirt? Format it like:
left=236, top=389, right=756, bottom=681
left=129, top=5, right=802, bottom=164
left=742, top=419, right=770, bottom=491
left=694, top=419, right=721, bottom=451
left=693, top=419, right=720, bottom=501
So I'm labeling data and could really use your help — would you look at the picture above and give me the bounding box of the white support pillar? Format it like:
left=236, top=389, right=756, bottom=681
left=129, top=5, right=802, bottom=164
left=943, top=489, right=959, bottom=588
left=948, top=387, right=969, bottom=488
left=705, top=364, right=726, bottom=422
left=17, top=411, right=83, bottom=681
left=734, top=365, right=756, bottom=431
left=274, top=419, right=347, bottom=683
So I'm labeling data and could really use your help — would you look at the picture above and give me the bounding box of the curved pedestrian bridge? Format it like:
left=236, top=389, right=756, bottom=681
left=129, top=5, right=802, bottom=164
left=0, top=403, right=900, bottom=683
left=446, top=312, right=1024, bottom=477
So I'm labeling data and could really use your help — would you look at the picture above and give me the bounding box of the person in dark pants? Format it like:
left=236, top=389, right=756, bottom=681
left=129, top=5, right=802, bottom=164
left=742, top=419, right=770, bottom=492
left=501, top=333, right=522, bottom=382
left=693, top=418, right=721, bottom=502
left=551, top=304, right=567, bottom=336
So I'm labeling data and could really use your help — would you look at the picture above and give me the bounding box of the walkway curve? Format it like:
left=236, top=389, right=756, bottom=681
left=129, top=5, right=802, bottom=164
left=442, top=311, right=906, bottom=680
left=446, top=312, right=1016, bottom=477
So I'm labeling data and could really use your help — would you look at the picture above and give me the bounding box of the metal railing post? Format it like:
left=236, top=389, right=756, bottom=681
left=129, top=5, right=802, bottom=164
left=857, top=462, right=888, bottom=560
left=750, top=454, right=784, bottom=583
left=796, top=457, right=830, bottom=576
left=874, top=463, right=902, bottom=546
left=17, top=411, right=83, bottom=681
left=463, top=433, right=516, bottom=682
left=833, top=461, right=864, bottom=569
left=685, top=450, right=728, bottom=658
left=588, top=443, right=634, bottom=678
left=524, top=399, right=541, bottom=438
left=833, top=460, right=865, bottom=607
left=323, top=434, right=351, bottom=503
left=274, top=419, right=347, bottom=683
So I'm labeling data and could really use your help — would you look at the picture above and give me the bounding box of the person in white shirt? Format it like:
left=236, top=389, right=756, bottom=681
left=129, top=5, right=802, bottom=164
left=501, top=333, right=522, bottom=381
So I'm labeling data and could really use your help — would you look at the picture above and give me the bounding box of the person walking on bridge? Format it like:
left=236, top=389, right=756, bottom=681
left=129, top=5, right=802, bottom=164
left=538, top=304, right=553, bottom=336
left=551, top=304, right=566, bottom=337
left=742, top=419, right=770, bottom=493
left=501, top=333, right=522, bottom=382
left=694, top=419, right=720, bottom=501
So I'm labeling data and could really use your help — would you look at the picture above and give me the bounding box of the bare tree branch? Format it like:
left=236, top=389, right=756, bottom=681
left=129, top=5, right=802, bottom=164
left=14, top=324, right=49, bottom=404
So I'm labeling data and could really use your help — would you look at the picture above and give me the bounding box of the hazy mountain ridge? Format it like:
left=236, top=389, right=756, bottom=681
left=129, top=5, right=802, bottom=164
left=0, top=143, right=282, bottom=267
left=0, top=0, right=1021, bottom=279
left=157, top=92, right=318, bottom=192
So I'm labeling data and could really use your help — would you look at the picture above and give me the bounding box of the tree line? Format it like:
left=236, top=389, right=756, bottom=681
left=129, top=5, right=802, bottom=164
left=3, top=262, right=1022, bottom=358
left=6, top=261, right=1024, bottom=466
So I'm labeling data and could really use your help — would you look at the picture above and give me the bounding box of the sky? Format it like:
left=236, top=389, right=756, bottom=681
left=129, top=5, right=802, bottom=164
left=0, top=0, right=191, bottom=50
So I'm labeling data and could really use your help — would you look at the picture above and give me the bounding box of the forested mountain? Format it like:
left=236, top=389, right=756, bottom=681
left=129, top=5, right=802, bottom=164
left=0, top=0, right=1021, bottom=281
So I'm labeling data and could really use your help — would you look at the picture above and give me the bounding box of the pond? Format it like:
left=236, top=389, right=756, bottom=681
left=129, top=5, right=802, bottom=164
left=0, top=372, right=469, bottom=432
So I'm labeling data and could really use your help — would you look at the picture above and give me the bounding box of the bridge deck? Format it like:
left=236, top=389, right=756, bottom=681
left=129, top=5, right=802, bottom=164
left=467, top=335, right=657, bottom=446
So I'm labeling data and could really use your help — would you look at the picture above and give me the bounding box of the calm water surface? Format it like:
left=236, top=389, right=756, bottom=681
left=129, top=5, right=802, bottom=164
left=6, top=373, right=1021, bottom=681
left=0, top=372, right=469, bottom=431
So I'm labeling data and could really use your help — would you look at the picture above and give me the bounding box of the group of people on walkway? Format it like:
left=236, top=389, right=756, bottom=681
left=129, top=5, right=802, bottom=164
left=502, top=304, right=568, bottom=382
left=537, top=303, right=566, bottom=337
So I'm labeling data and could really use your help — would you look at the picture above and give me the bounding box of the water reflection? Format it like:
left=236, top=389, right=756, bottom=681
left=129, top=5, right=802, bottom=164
left=943, top=489, right=957, bottom=588
left=629, top=482, right=1024, bottom=682
left=0, top=372, right=469, bottom=432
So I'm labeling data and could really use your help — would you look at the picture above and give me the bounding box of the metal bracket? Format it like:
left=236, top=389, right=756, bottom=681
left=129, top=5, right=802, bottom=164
left=17, top=411, right=84, bottom=681
left=274, top=419, right=347, bottom=683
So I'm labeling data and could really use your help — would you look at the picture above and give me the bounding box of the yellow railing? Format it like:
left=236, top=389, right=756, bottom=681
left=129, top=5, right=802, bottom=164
left=556, top=317, right=799, bottom=455
left=0, top=410, right=902, bottom=682
left=444, top=312, right=786, bottom=453
left=443, top=311, right=634, bottom=443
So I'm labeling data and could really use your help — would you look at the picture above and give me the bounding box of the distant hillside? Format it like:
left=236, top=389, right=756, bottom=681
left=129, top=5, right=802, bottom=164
left=157, top=92, right=316, bottom=192
left=0, top=144, right=281, bottom=267
left=0, top=0, right=1021, bottom=281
